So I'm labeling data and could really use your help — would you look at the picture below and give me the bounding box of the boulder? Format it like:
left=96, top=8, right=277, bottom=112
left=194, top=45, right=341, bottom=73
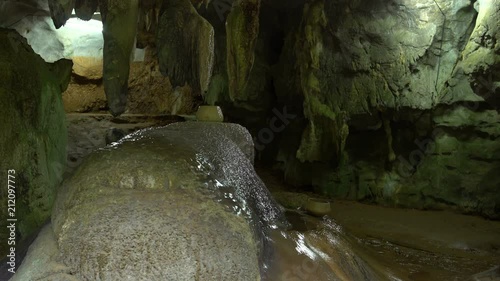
left=15, top=122, right=286, bottom=280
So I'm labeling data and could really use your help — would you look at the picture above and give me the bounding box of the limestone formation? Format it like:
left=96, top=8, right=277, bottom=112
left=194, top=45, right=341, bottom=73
left=0, top=30, right=70, bottom=248
left=13, top=122, right=286, bottom=280
left=74, top=0, right=98, bottom=21
left=156, top=0, right=215, bottom=95
left=48, top=0, right=74, bottom=28
left=226, top=0, right=261, bottom=102
left=99, top=0, right=139, bottom=116
left=263, top=0, right=500, bottom=218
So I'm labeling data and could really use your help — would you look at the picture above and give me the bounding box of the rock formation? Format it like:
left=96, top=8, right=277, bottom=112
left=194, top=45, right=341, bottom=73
left=48, top=0, right=74, bottom=28
left=0, top=30, right=71, bottom=247
left=99, top=0, right=139, bottom=116
left=208, top=0, right=499, bottom=218
left=74, top=0, right=98, bottom=21
left=12, top=122, right=287, bottom=280
left=226, top=0, right=261, bottom=102
left=156, top=0, right=215, bottom=96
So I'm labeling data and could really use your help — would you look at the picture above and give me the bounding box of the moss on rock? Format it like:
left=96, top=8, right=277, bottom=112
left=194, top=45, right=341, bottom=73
left=0, top=29, right=70, bottom=252
left=157, top=0, right=215, bottom=96
left=226, top=0, right=261, bottom=102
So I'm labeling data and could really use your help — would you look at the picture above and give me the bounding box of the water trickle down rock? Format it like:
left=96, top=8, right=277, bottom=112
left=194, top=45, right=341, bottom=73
left=156, top=0, right=215, bottom=96
left=40, top=122, right=284, bottom=280
left=226, top=0, right=261, bottom=102
left=99, top=0, right=139, bottom=116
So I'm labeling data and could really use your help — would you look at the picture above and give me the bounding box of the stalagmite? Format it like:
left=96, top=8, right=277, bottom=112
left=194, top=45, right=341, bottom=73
left=48, top=0, right=75, bottom=28
left=74, top=0, right=98, bottom=21
left=156, top=0, right=214, bottom=95
left=226, top=0, right=260, bottom=102
left=99, top=0, right=139, bottom=116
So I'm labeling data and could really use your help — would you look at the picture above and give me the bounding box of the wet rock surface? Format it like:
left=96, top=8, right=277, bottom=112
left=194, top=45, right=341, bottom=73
left=11, top=122, right=394, bottom=280
left=14, top=122, right=283, bottom=280
left=262, top=167, right=500, bottom=281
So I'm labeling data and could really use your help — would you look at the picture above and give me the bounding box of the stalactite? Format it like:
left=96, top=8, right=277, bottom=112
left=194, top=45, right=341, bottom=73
left=156, top=0, right=214, bottom=95
left=74, top=0, right=98, bottom=21
left=48, top=0, right=75, bottom=28
left=99, top=0, right=139, bottom=116
left=225, top=0, right=261, bottom=102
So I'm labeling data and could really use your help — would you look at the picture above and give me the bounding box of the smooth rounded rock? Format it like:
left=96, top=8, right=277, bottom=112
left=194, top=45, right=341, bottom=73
left=196, top=105, right=224, bottom=122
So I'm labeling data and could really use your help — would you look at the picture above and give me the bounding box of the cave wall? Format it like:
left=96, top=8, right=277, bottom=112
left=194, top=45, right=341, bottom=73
left=2, top=0, right=497, bottom=220
left=0, top=29, right=71, bottom=249
left=275, top=0, right=499, bottom=218
left=205, top=0, right=499, bottom=218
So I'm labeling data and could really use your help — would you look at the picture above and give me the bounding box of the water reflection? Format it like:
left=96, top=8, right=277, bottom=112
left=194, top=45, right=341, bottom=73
left=264, top=213, right=396, bottom=281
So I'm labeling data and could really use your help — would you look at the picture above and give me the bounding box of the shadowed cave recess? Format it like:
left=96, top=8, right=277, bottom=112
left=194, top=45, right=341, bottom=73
left=0, top=0, right=499, bottom=280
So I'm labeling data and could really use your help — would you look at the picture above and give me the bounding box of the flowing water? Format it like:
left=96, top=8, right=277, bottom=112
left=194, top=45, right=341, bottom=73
left=265, top=209, right=500, bottom=280
left=3, top=120, right=499, bottom=280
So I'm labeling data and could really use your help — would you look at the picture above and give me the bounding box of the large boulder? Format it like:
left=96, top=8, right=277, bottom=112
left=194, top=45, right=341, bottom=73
left=0, top=29, right=71, bottom=251
left=13, top=122, right=287, bottom=280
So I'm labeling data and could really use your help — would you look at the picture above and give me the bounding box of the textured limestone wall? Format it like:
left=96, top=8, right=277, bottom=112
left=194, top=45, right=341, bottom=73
left=200, top=0, right=499, bottom=218
left=0, top=30, right=71, bottom=251
left=267, top=0, right=500, bottom=218
left=4, top=0, right=497, bottom=218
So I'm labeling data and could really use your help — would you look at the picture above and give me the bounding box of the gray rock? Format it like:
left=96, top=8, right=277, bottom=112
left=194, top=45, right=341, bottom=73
left=48, top=0, right=74, bottom=28
left=0, top=30, right=70, bottom=245
left=156, top=0, right=214, bottom=95
left=15, top=122, right=284, bottom=280
left=99, top=0, right=139, bottom=116
left=74, top=0, right=98, bottom=21
left=263, top=0, right=500, bottom=218
left=10, top=224, right=78, bottom=281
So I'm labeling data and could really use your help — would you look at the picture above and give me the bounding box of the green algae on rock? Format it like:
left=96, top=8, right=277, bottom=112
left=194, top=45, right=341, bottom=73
left=0, top=29, right=70, bottom=249
left=157, top=0, right=215, bottom=96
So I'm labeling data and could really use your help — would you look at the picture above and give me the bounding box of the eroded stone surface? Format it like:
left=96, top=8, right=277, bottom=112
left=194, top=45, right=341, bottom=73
left=99, top=0, right=139, bottom=116
left=0, top=30, right=70, bottom=247
left=19, top=122, right=284, bottom=280
left=156, top=0, right=215, bottom=95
